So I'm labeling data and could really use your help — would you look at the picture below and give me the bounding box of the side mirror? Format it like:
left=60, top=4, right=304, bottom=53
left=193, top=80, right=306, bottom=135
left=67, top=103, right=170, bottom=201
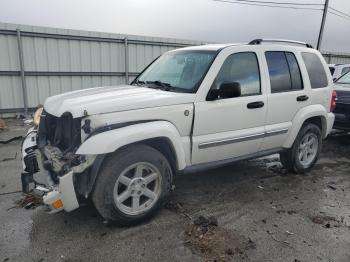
left=219, top=82, right=241, bottom=99
left=207, top=82, right=241, bottom=100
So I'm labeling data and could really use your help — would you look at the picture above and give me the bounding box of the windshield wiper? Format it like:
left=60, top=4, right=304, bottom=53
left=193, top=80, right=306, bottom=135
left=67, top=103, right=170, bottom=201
left=133, top=79, right=145, bottom=86
left=145, top=80, right=172, bottom=91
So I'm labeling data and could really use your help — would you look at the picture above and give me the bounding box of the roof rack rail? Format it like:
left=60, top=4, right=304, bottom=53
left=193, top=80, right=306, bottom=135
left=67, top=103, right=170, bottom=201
left=249, top=39, right=313, bottom=48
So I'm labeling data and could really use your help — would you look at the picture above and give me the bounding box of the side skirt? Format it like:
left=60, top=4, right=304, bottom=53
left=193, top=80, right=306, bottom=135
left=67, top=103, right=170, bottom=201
left=179, top=148, right=284, bottom=174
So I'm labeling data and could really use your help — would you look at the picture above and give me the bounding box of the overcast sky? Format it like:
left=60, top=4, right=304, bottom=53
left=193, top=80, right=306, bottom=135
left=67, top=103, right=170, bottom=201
left=0, top=0, right=349, bottom=52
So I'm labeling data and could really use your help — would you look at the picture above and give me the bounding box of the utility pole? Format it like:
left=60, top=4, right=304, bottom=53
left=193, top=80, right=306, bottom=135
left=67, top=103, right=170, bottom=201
left=317, top=0, right=329, bottom=50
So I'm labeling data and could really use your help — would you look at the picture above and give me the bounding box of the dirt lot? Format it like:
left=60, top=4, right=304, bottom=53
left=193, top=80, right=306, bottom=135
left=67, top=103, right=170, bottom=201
left=1, top=119, right=350, bottom=262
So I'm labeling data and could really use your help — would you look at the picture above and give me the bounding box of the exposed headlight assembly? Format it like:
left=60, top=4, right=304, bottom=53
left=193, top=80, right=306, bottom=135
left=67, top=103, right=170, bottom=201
left=33, top=107, right=43, bottom=126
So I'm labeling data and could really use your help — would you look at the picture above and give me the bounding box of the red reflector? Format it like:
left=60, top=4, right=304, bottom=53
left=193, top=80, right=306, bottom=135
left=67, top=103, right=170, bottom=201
left=330, top=90, right=337, bottom=112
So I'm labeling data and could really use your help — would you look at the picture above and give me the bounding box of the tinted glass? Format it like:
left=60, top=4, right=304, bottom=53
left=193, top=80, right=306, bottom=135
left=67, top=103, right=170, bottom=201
left=265, top=52, right=291, bottom=93
left=137, top=50, right=216, bottom=93
left=329, top=67, right=335, bottom=76
left=302, top=52, right=328, bottom=89
left=285, top=52, right=303, bottom=90
left=213, top=52, right=260, bottom=97
left=341, top=67, right=350, bottom=75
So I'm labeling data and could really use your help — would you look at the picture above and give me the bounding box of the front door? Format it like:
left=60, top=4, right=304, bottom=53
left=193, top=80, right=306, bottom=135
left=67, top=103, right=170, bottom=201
left=191, top=51, right=267, bottom=164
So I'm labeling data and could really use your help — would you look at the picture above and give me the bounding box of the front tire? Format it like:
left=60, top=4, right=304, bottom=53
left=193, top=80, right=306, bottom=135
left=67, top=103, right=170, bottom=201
left=92, top=144, right=173, bottom=226
left=280, top=123, right=322, bottom=174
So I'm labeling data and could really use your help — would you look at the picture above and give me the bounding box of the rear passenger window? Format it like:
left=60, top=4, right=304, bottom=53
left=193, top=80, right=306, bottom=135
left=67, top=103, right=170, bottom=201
left=265, top=51, right=303, bottom=93
left=302, top=52, right=328, bottom=89
left=285, top=53, right=303, bottom=90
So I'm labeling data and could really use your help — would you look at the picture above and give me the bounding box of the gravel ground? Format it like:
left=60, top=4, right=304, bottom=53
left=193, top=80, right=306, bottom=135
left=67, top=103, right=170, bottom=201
left=1, top=119, right=350, bottom=262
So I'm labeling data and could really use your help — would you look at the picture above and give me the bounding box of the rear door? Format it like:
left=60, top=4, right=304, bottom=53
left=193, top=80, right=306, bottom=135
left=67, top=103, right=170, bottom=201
left=261, top=50, right=310, bottom=151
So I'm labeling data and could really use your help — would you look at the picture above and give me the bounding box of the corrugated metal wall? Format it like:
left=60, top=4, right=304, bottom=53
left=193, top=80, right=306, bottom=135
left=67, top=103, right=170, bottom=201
left=322, top=52, right=350, bottom=64
left=0, top=22, right=203, bottom=116
left=1, top=22, right=350, bottom=117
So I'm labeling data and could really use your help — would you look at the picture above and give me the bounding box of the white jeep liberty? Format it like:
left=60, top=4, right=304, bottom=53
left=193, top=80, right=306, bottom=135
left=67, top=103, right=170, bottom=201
left=22, top=39, right=336, bottom=225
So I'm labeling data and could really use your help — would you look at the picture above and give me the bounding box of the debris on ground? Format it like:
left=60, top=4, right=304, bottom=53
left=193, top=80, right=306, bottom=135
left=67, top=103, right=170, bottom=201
left=165, top=200, right=192, bottom=220
left=309, top=214, right=344, bottom=228
left=0, top=118, right=7, bottom=130
left=285, top=230, right=294, bottom=236
left=327, top=184, right=337, bottom=190
left=193, top=215, right=218, bottom=227
left=1, top=152, right=17, bottom=162
left=251, top=157, right=289, bottom=175
left=11, top=193, right=43, bottom=210
left=267, top=164, right=289, bottom=175
left=0, top=136, right=23, bottom=144
left=184, top=215, right=255, bottom=261
left=166, top=200, right=256, bottom=261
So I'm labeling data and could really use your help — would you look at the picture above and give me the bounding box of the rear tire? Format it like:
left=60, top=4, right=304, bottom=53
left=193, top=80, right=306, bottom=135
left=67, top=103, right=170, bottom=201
left=92, top=144, right=173, bottom=226
left=280, top=123, right=322, bottom=174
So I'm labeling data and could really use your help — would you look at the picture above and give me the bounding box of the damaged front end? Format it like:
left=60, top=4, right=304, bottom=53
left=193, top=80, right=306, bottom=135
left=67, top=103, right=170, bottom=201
left=21, top=109, right=96, bottom=213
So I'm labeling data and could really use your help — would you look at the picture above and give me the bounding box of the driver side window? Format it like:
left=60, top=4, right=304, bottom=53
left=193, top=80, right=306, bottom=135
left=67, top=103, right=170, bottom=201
left=212, top=52, right=261, bottom=97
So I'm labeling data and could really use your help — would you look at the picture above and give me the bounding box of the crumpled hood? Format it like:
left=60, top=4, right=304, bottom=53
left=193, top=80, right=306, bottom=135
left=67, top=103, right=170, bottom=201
left=44, top=85, right=196, bottom=118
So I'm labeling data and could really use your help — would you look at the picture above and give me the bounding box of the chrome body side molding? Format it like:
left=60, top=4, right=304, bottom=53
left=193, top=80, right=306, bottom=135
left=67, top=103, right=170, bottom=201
left=198, top=128, right=289, bottom=149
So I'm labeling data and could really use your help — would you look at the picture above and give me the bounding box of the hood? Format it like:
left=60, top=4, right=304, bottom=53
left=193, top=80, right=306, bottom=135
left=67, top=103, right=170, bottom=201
left=44, top=85, right=196, bottom=118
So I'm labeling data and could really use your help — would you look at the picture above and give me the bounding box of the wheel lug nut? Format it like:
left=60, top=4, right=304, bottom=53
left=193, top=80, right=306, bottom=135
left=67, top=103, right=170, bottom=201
left=137, top=191, right=141, bottom=195
left=131, top=190, right=135, bottom=194
left=141, top=184, right=145, bottom=188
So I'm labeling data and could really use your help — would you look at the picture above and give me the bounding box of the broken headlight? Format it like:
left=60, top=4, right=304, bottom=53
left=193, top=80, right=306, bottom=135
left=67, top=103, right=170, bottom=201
left=33, top=107, right=43, bottom=126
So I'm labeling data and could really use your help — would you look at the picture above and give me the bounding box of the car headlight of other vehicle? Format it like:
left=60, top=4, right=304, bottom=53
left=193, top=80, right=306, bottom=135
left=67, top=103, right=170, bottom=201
left=33, top=107, right=43, bottom=126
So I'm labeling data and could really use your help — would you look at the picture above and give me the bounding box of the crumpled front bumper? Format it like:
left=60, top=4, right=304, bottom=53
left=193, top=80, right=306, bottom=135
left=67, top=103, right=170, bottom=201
left=21, top=127, right=80, bottom=213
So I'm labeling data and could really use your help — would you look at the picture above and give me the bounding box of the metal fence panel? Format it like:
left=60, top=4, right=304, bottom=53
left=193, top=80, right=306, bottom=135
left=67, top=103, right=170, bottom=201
left=0, top=34, right=19, bottom=71
left=0, top=22, right=203, bottom=116
left=322, top=52, right=350, bottom=64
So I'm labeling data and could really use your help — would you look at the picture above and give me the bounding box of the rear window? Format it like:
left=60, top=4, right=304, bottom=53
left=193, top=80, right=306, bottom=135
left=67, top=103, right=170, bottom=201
left=302, top=52, right=328, bottom=89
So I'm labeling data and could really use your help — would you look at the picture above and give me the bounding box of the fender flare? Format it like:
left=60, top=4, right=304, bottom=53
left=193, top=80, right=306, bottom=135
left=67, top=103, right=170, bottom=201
left=283, top=105, right=328, bottom=148
left=76, top=121, right=187, bottom=170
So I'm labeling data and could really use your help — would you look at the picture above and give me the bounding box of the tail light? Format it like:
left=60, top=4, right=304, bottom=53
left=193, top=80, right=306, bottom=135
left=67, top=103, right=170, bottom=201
left=330, top=90, right=337, bottom=112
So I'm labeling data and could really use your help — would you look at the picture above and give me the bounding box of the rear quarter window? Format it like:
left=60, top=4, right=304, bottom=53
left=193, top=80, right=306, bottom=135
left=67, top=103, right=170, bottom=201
left=301, top=52, right=328, bottom=89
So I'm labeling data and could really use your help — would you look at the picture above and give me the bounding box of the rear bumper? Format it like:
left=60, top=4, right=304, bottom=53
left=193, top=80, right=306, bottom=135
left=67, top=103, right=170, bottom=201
left=21, top=127, right=80, bottom=213
left=326, top=112, right=335, bottom=136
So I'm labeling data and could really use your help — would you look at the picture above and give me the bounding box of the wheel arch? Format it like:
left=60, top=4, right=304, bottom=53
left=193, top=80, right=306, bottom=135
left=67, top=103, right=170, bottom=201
left=75, top=121, right=187, bottom=196
left=283, top=105, right=328, bottom=148
left=76, top=120, right=187, bottom=169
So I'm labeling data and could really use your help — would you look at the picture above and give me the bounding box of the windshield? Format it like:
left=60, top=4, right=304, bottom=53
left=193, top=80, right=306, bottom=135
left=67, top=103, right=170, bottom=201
left=336, top=71, right=350, bottom=84
left=134, top=50, right=217, bottom=93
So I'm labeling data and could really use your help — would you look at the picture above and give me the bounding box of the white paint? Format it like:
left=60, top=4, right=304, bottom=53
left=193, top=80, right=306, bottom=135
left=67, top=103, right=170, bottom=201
left=76, top=121, right=188, bottom=170
left=44, top=85, right=196, bottom=118
left=58, top=171, right=79, bottom=212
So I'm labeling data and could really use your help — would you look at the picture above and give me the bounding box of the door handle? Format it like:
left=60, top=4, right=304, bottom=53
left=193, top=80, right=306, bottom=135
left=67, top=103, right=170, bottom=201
left=247, top=101, right=264, bottom=109
left=297, top=95, right=309, bottom=102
